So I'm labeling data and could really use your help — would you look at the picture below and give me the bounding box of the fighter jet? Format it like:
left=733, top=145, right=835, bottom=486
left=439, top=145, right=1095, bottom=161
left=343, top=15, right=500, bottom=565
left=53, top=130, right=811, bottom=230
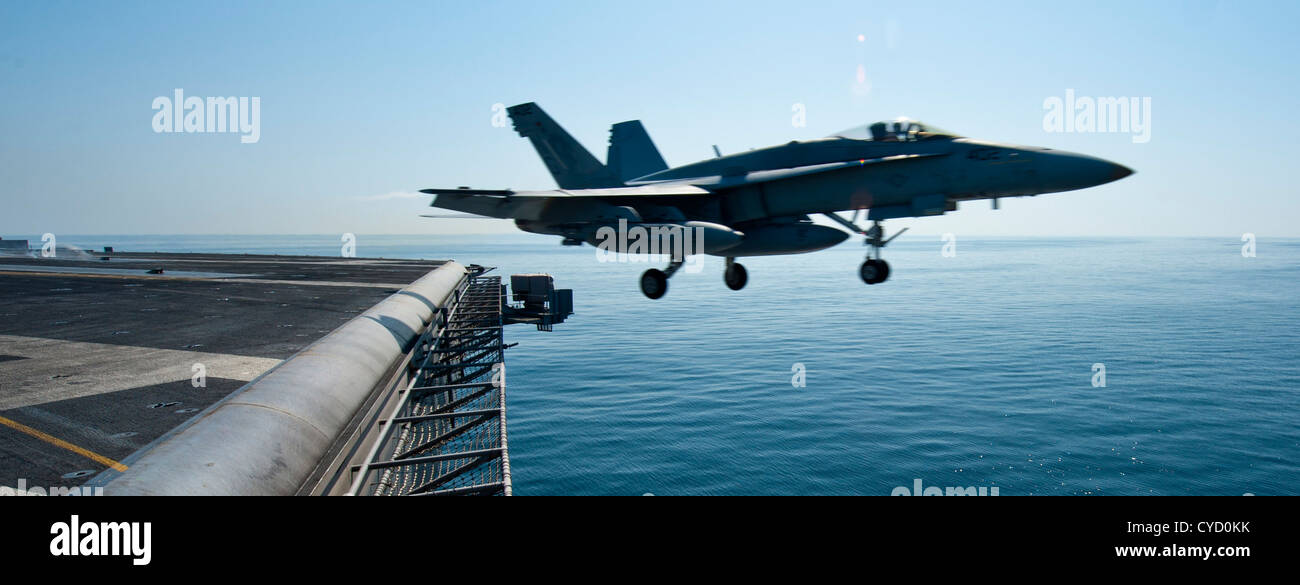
left=423, top=102, right=1133, bottom=299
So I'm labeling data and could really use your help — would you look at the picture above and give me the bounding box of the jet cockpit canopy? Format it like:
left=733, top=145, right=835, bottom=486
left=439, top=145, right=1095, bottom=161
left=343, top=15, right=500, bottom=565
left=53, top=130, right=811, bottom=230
left=830, top=118, right=960, bottom=142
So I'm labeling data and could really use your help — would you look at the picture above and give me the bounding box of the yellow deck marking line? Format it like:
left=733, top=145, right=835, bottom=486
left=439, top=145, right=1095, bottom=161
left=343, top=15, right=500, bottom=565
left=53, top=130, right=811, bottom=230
left=0, top=415, right=128, bottom=472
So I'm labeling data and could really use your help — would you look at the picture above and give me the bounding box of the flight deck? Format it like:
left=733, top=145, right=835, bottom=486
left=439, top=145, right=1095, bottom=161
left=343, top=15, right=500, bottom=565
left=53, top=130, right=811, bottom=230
left=0, top=250, right=571, bottom=495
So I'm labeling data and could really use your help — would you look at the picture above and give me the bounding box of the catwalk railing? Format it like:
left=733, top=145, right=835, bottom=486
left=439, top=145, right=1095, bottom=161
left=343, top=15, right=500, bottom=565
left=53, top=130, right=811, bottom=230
left=346, top=273, right=511, bottom=496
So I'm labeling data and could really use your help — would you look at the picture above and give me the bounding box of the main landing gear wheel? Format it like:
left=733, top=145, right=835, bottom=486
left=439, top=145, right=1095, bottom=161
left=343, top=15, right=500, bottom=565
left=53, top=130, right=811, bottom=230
left=724, top=259, right=748, bottom=291
left=860, top=259, right=890, bottom=285
left=640, top=269, right=668, bottom=299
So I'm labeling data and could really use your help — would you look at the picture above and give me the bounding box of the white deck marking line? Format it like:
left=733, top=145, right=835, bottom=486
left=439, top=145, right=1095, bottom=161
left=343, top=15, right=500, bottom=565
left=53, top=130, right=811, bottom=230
left=0, top=335, right=282, bottom=410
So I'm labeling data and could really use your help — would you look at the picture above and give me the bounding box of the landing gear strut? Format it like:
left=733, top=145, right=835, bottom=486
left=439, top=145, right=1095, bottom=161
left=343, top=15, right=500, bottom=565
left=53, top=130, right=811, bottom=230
left=640, top=258, right=683, bottom=299
left=859, top=220, right=904, bottom=285
left=821, top=213, right=906, bottom=286
left=724, top=257, right=747, bottom=291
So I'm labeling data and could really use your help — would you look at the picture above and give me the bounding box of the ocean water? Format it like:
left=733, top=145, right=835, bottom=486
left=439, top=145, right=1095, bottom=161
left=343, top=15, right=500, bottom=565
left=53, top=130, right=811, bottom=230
left=25, top=234, right=1300, bottom=495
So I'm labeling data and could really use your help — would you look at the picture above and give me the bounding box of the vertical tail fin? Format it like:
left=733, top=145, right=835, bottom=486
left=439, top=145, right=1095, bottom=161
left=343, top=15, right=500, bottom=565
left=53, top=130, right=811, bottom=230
left=507, top=102, right=622, bottom=189
left=607, top=120, right=668, bottom=182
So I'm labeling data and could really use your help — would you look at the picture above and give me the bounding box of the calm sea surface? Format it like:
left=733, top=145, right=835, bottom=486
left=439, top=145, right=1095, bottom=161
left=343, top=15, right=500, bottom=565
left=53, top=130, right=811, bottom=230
left=24, top=234, right=1300, bottom=495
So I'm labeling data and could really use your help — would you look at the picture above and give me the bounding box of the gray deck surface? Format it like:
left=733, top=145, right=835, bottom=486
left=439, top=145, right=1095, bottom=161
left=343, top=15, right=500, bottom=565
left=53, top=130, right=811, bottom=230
left=0, top=251, right=444, bottom=491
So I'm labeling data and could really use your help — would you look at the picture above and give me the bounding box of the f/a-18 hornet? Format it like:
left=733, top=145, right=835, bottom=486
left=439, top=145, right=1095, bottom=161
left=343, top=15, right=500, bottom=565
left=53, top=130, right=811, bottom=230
left=424, top=102, right=1133, bottom=299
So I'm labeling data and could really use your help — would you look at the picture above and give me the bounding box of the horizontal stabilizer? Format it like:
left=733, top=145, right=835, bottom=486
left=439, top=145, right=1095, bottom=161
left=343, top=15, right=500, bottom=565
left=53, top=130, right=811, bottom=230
left=418, top=212, right=506, bottom=219
left=420, top=188, right=514, bottom=197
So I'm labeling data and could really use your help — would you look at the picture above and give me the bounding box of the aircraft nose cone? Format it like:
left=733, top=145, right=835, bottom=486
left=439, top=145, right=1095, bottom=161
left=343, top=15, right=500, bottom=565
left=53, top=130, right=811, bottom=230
left=1037, top=150, right=1134, bottom=192
left=1109, top=163, right=1134, bottom=181
left=1081, top=157, right=1133, bottom=186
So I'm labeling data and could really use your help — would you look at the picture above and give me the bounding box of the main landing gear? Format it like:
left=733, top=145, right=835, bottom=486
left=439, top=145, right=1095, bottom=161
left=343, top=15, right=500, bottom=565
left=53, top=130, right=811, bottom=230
left=724, top=257, right=747, bottom=291
left=640, top=256, right=749, bottom=299
left=639, top=259, right=680, bottom=299
left=859, top=220, right=905, bottom=285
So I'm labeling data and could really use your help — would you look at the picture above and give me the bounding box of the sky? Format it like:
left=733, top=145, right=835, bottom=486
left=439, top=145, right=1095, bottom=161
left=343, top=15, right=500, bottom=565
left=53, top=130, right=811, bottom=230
left=1, top=0, right=1297, bottom=237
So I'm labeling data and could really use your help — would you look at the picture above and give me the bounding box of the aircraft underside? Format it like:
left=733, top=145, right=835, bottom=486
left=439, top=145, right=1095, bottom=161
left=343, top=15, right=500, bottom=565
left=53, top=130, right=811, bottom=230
left=517, top=210, right=906, bottom=299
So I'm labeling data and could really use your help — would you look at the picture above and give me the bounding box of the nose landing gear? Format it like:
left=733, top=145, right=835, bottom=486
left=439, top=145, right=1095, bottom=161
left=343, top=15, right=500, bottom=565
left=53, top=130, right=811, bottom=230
left=821, top=213, right=906, bottom=286
left=859, top=220, right=905, bottom=285
left=860, top=258, right=890, bottom=284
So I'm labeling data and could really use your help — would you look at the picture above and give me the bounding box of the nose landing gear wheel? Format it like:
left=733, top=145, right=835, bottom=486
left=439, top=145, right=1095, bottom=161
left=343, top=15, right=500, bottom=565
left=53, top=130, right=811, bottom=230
left=640, top=269, right=668, bottom=299
left=724, top=262, right=748, bottom=291
left=860, top=259, right=890, bottom=284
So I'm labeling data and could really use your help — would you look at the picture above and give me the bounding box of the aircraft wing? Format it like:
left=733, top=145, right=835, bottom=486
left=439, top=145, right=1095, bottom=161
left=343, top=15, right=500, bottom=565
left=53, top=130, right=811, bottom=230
left=421, top=153, right=947, bottom=219
left=419, top=185, right=713, bottom=220
left=420, top=184, right=711, bottom=199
